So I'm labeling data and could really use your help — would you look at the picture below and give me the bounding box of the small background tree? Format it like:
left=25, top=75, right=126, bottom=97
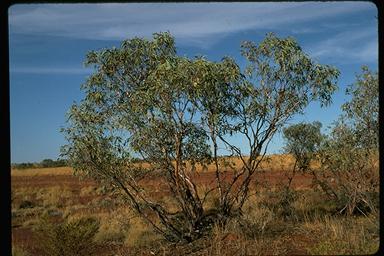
left=279, top=121, right=323, bottom=218
left=282, top=121, right=323, bottom=187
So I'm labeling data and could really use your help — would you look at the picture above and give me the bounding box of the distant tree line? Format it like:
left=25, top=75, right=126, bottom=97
left=11, top=158, right=68, bottom=169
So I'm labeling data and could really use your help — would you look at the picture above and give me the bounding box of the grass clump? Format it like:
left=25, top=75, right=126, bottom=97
left=239, top=194, right=274, bottom=238
left=12, top=246, right=30, bottom=256
left=36, top=186, right=73, bottom=208
left=35, top=215, right=100, bottom=256
left=124, top=217, right=162, bottom=248
left=18, top=200, right=35, bottom=209
left=94, top=210, right=131, bottom=243
left=305, top=214, right=379, bottom=255
left=80, top=186, right=97, bottom=196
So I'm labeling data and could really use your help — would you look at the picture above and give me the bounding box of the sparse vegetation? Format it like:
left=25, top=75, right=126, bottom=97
left=12, top=34, right=378, bottom=255
left=11, top=158, right=379, bottom=255
left=305, top=214, right=379, bottom=255
left=35, top=215, right=100, bottom=256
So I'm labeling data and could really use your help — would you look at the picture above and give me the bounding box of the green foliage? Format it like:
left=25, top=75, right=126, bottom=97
left=342, top=66, right=378, bottom=150
left=241, top=33, right=339, bottom=112
left=35, top=216, right=100, bottom=256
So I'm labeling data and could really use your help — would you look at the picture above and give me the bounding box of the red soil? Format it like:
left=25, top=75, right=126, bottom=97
left=11, top=169, right=313, bottom=191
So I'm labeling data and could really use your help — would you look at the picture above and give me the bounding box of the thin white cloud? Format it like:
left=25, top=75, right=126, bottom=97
left=357, top=40, right=378, bottom=63
left=9, top=2, right=374, bottom=44
left=10, top=66, right=93, bottom=75
left=290, top=27, right=319, bottom=35
left=8, top=2, right=378, bottom=66
left=307, top=26, right=378, bottom=64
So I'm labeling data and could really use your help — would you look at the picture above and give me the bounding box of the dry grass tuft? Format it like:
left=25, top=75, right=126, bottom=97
left=12, top=246, right=30, bottom=256
left=123, top=216, right=162, bottom=248
left=302, top=214, right=379, bottom=255
left=80, top=185, right=97, bottom=196
left=36, top=186, right=73, bottom=208
left=94, top=207, right=132, bottom=243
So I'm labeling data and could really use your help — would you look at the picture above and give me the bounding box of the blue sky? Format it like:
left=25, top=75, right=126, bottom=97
left=9, top=2, right=378, bottom=163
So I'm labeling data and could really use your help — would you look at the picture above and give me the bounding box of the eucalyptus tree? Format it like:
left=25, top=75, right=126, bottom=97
left=62, top=32, right=240, bottom=242
left=342, top=66, right=379, bottom=151
left=316, top=67, right=379, bottom=215
left=62, top=32, right=339, bottom=242
left=203, top=33, right=339, bottom=214
left=282, top=121, right=323, bottom=189
left=277, top=121, right=324, bottom=218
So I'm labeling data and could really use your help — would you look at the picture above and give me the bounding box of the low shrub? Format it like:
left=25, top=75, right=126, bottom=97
left=35, top=215, right=100, bottom=256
